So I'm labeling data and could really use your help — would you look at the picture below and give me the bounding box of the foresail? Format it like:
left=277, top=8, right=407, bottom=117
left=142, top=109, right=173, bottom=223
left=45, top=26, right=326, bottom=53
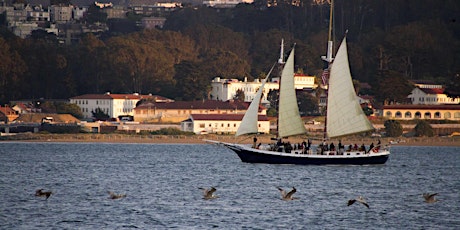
left=326, top=37, right=374, bottom=138
left=236, top=64, right=275, bottom=136
left=278, top=48, right=307, bottom=138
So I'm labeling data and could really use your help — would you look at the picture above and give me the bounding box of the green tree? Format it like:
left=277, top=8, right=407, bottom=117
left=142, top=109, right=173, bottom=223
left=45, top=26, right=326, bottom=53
left=414, top=120, right=434, bottom=137
left=92, top=108, right=110, bottom=121
left=85, top=4, right=107, bottom=24
left=297, top=91, right=319, bottom=116
left=375, top=72, right=413, bottom=105
left=0, top=38, right=27, bottom=104
left=233, top=89, right=245, bottom=102
left=384, top=120, right=403, bottom=137
left=173, top=61, right=208, bottom=100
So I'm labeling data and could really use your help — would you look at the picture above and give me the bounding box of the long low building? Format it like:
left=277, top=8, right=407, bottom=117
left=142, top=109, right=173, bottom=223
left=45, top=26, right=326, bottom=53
left=383, top=104, right=460, bottom=120
left=181, top=114, right=270, bottom=135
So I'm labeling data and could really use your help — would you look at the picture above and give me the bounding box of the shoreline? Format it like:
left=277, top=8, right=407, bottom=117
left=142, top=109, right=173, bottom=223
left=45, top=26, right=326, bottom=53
left=1, top=133, right=459, bottom=147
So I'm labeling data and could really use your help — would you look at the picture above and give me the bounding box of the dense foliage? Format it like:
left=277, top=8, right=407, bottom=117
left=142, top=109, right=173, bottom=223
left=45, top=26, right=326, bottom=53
left=384, top=120, right=403, bottom=137
left=414, top=120, right=435, bottom=137
left=1, top=0, right=459, bottom=105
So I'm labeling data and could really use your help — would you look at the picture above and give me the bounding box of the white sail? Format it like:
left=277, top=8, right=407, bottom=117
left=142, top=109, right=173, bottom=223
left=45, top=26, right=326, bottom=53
left=278, top=48, right=307, bottom=138
left=236, top=64, right=275, bottom=136
left=326, top=37, right=374, bottom=138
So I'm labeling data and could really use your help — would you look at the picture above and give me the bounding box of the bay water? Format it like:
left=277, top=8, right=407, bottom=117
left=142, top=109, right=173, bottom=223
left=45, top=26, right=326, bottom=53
left=0, top=142, right=459, bottom=229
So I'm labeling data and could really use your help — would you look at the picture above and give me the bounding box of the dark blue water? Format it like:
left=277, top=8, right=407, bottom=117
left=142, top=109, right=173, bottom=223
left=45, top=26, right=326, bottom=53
left=0, top=143, right=459, bottom=229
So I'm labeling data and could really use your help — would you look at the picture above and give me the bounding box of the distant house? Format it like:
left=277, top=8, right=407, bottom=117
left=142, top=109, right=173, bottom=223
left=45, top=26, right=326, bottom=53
left=0, top=106, right=19, bottom=123
left=181, top=114, right=270, bottom=134
left=134, top=100, right=261, bottom=123
left=12, top=102, right=42, bottom=114
left=69, top=92, right=173, bottom=120
left=383, top=104, right=460, bottom=121
left=408, top=87, right=460, bottom=105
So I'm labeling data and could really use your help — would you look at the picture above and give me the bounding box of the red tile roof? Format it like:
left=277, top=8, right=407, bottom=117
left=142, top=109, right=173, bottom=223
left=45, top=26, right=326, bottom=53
left=419, top=88, right=444, bottom=95
left=70, top=93, right=172, bottom=101
left=190, top=114, right=269, bottom=121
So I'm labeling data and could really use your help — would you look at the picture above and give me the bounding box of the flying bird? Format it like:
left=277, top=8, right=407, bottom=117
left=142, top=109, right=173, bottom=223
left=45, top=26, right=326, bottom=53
left=199, top=187, right=219, bottom=200
left=35, top=189, right=52, bottom=200
left=108, top=191, right=127, bottom=200
left=347, top=196, right=369, bottom=208
left=423, top=193, right=439, bottom=203
left=277, top=187, right=298, bottom=201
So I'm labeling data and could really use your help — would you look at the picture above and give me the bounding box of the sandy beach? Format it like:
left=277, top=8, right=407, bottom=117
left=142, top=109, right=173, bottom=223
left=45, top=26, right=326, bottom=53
left=1, top=133, right=459, bottom=147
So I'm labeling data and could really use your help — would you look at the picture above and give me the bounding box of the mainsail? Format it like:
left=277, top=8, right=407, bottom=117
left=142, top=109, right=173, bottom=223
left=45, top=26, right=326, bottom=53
left=278, top=48, right=307, bottom=138
left=326, top=37, right=374, bottom=138
left=236, top=64, right=275, bottom=136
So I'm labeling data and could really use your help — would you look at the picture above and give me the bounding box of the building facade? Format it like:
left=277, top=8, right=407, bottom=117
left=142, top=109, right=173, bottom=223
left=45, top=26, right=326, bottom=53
left=69, top=93, right=172, bottom=120
left=210, top=74, right=317, bottom=104
left=383, top=105, right=460, bottom=121
left=408, top=87, right=460, bottom=105
left=181, top=114, right=270, bottom=134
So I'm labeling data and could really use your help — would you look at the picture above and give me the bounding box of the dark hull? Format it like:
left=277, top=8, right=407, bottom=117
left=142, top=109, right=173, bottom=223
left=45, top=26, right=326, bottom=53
left=225, top=144, right=389, bottom=165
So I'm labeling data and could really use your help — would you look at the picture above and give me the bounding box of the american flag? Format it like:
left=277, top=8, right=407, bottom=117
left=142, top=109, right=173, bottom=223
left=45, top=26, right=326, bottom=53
left=321, top=69, right=329, bottom=86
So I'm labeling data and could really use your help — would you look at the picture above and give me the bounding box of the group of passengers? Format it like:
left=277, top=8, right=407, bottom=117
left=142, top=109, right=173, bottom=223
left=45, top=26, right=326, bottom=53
left=317, top=140, right=381, bottom=155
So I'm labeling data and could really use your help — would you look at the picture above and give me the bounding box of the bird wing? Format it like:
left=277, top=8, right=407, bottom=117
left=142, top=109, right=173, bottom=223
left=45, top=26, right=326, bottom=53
left=286, top=187, right=297, bottom=198
left=428, top=193, right=438, bottom=199
left=347, top=199, right=356, bottom=206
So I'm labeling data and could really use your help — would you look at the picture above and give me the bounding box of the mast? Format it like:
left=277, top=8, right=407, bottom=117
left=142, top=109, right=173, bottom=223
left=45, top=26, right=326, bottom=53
left=321, top=0, right=334, bottom=140
left=276, top=39, right=285, bottom=138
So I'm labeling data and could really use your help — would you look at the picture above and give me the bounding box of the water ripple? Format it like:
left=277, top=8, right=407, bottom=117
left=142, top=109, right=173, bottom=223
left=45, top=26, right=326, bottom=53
left=0, top=143, right=459, bottom=229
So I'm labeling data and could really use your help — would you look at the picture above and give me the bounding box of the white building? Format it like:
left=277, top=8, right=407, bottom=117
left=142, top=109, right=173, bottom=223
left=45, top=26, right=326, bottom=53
left=181, top=114, right=270, bottom=134
left=203, top=0, right=253, bottom=8
left=69, top=93, right=173, bottom=120
left=408, top=87, right=460, bottom=105
left=210, top=74, right=317, bottom=105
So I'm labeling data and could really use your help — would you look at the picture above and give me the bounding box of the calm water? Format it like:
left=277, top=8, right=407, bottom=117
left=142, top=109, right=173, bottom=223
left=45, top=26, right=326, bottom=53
left=0, top=142, right=459, bottom=229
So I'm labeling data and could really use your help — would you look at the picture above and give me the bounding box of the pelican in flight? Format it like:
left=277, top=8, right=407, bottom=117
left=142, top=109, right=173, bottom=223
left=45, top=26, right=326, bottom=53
left=35, top=189, right=52, bottom=200
left=423, top=193, right=439, bottom=203
left=347, top=196, right=369, bottom=208
left=277, top=187, right=298, bottom=201
left=199, top=187, right=219, bottom=200
left=108, top=191, right=127, bottom=200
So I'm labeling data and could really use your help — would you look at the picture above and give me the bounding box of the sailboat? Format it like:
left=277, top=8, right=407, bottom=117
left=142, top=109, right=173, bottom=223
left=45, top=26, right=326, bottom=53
left=210, top=1, right=390, bottom=165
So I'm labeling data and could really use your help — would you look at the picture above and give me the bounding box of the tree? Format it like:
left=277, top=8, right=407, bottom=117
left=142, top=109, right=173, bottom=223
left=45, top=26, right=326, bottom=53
left=0, top=38, right=27, bottom=104
left=297, top=91, right=319, bottom=116
left=92, top=108, right=110, bottom=121
left=384, top=120, right=403, bottom=137
left=233, top=89, right=245, bottom=102
left=85, top=4, right=107, bottom=24
left=362, top=107, right=374, bottom=116
left=414, top=120, right=434, bottom=137
left=173, top=60, right=208, bottom=100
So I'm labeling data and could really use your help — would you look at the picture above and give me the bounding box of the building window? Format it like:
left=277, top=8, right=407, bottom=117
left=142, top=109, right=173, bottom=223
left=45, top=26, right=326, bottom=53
left=424, top=112, right=431, bottom=119
left=395, top=111, right=402, bottom=118
left=434, top=112, right=441, bottom=119
left=234, top=124, right=236, bottom=127
left=445, top=112, right=451, bottom=119
left=414, top=112, right=421, bottom=118
left=385, top=111, right=392, bottom=117
left=404, top=112, right=412, bottom=118
left=454, top=112, right=460, bottom=118
left=199, top=123, right=205, bottom=128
